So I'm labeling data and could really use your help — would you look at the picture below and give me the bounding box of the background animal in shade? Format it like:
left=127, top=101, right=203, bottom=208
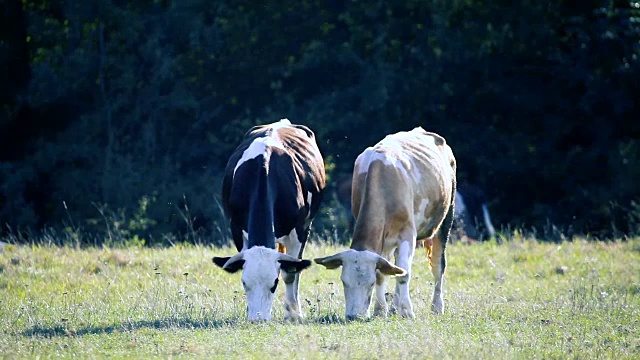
left=334, top=175, right=495, bottom=242
left=316, top=127, right=456, bottom=319
left=212, top=119, right=326, bottom=321
left=454, top=184, right=496, bottom=242
left=334, top=172, right=356, bottom=232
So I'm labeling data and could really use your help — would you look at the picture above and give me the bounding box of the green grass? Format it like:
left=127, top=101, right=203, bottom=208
left=1, top=237, right=639, bottom=359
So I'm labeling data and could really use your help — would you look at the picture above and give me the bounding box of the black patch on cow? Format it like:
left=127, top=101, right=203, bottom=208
left=270, top=278, right=279, bottom=293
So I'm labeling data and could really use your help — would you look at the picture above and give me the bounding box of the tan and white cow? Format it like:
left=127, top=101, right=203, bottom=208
left=315, top=127, right=456, bottom=319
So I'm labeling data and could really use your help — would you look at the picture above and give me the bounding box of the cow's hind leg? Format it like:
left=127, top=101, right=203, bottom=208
left=431, top=204, right=453, bottom=314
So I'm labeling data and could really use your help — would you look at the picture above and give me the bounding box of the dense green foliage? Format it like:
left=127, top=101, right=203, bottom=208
left=1, top=0, right=639, bottom=243
left=1, top=238, right=639, bottom=358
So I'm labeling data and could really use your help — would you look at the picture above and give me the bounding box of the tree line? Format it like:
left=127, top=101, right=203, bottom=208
left=1, top=0, right=639, bottom=244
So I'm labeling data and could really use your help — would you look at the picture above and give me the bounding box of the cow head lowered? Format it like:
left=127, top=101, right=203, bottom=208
left=316, top=127, right=456, bottom=320
left=213, top=247, right=311, bottom=321
left=315, top=249, right=406, bottom=320
left=212, top=119, right=326, bottom=321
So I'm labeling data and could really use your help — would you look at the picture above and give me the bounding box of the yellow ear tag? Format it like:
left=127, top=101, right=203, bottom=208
left=275, top=243, right=288, bottom=279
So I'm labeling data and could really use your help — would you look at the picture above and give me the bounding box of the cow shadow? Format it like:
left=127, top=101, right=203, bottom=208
left=22, top=312, right=378, bottom=337
left=308, top=313, right=345, bottom=325
left=22, top=318, right=238, bottom=338
left=308, top=313, right=380, bottom=325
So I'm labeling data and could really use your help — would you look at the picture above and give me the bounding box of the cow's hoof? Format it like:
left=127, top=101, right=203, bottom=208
left=284, top=312, right=304, bottom=323
left=391, top=299, right=414, bottom=318
left=431, top=301, right=444, bottom=315
left=398, top=307, right=416, bottom=319
left=284, top=302, right=304, bottom=323
left=373, top=308, right=388, bottom=318
left=373, top=302, right=388, bottom=317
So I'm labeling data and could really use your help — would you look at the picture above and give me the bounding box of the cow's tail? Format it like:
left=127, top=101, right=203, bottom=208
left=440, top=177, right=457, bottom=249
left=428, top=176, right=456, bottom=277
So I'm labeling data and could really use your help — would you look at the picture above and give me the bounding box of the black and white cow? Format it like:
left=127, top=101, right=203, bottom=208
left=212, top=119, right=326, bottom=321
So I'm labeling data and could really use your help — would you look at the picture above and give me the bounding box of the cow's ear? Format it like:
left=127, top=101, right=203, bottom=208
left=212, top=256, right=231, bottom=268
left=213, top=253, right=245, bottom=273
left=376, top=256, right=407, bottom=276
left=222, top=258, right=245, bottom=273
left=279, top=259, right=312, bottom=274
left=314, top=254, right=344, bottom=269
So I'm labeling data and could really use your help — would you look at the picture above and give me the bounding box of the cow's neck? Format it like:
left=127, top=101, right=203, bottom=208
left=350, top=217, right=385, bottom=254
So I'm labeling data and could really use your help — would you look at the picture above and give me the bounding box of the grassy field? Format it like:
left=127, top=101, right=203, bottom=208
left=1, top=236, right=639, bottom=359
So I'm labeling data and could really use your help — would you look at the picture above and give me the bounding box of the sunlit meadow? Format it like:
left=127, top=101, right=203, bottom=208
left=1, top=236, right=639, bottom=359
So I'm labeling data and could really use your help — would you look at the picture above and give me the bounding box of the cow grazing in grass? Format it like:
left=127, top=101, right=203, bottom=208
left=315, top=127, right=456, bottom=319
left=212, top=119, right=326, bottom=321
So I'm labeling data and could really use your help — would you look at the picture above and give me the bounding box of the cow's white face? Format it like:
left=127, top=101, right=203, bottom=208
left=315, top=250, right=406, bottom=320
left=241, top=248, right=281, bottom=320
left=340, top=251, right=378, bottom=319
left=212, top=246, right=311, bottom=321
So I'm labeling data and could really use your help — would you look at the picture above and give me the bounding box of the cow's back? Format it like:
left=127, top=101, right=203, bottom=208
left=352, top=128, right=456, bottom=248
left=224, top=124, right=323, bottom=205
left=222, top=120, right=326, bottom=250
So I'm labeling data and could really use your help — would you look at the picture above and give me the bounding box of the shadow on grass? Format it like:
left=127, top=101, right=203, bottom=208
left=308, top=313, right=345, bottom=325
left=308, top=313, right=379, bottom=325
left=23, top=314, right=372, bottom=337
left=22, top=318, right=240, bottom=338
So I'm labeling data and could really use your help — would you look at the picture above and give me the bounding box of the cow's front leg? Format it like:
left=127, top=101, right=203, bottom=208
left=282, top=270, right=303, bottom=322
left=281, top=230, right=305, bottom=322
left=373, top=271, right=388, bottom=317
left=392, top=238, right=416, bottom=318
